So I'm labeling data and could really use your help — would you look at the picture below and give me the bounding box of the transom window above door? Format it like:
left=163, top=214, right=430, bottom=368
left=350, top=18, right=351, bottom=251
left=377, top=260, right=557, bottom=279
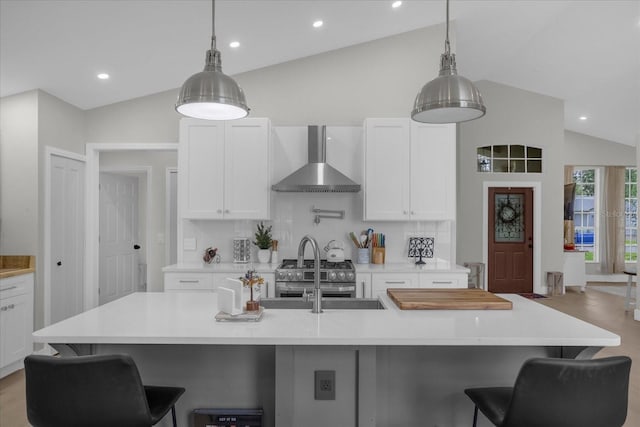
left=477, top=145, right=542, bottom=173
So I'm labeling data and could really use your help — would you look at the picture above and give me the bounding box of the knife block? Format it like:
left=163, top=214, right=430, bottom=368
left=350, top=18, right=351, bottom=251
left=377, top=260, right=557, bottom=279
left=372, top=247, right=385, bottom=264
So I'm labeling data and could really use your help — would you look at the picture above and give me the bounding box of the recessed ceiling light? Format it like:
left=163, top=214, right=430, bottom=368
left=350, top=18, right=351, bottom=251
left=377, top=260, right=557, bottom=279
left=579, top=116, right=588, bottom=121
left=392, top=1, right=403, bottom=8
left=97, top=73, right=109, bottom=80
left=313, top=20, right=323, bottom=28
left=229, top=41, right=240, bottom=48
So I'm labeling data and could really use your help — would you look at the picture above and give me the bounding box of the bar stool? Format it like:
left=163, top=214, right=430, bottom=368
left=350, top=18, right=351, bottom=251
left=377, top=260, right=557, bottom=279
left=25, top=354, right=185, bottom=427
left=464, top=356, right=631, bottom=427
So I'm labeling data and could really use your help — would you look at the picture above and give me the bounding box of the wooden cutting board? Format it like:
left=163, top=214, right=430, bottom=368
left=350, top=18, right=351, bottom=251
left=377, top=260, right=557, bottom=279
left=387, top=288, right=513, bottom=310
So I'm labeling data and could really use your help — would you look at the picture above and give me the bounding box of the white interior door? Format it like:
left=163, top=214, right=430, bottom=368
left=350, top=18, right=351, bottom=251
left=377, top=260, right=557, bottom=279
left=50, top=155, right=85, bottom=323
left=99, top=173, right=139, bottom=305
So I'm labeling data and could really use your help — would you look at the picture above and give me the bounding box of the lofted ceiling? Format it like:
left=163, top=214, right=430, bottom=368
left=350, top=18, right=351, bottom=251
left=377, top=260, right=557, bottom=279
left=1, top=0, right=639, bottom=145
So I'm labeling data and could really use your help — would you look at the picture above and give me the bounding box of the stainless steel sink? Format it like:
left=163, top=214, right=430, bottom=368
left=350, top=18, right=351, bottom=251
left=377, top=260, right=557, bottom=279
left=260, top=298, right=385, bottom=310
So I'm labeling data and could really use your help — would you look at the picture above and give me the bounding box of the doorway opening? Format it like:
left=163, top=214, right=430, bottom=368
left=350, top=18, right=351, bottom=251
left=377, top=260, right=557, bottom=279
left=85, top=143, right=178, bottom=310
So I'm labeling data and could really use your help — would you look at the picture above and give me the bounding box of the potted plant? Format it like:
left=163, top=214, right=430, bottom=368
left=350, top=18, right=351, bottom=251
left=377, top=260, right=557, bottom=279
left=253, top=222, right=273, bottom=263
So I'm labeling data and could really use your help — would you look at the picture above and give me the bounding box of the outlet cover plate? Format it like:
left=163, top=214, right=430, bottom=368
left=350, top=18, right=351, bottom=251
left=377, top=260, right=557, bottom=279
left=314, top=370, right=335, bottom=400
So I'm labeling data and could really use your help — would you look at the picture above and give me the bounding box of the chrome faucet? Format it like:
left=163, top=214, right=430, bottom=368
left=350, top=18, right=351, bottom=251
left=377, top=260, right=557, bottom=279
left=297, top=235, right=322, bottom=313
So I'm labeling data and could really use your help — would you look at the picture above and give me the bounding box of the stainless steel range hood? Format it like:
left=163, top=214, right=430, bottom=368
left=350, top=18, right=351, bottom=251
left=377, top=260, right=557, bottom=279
left=272, top=125, right=361, bottom=193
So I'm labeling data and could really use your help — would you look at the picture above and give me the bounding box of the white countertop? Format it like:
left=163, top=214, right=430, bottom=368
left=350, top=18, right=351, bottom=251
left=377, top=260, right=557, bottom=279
left=163, top=262, right=278, bottom=273
left=163, top=260, right=469, bottom=274
left=33, top=292, right=619, bottom=347
left=354, top=260, right=470, bottom=273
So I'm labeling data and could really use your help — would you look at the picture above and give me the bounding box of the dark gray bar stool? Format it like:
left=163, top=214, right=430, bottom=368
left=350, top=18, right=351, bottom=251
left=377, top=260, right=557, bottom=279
left=25, top=354, right=185, bottom=427
left=464, top=356, right=631, bottom=427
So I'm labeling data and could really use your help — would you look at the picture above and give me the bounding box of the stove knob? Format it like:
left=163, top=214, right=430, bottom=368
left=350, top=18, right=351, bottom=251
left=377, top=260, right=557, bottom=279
left=296, top=272, right=303, bottom=280
left=277, top=271, right=286, bottom=280
left=337, top=272, right=346, bottom=281
left=346, top=272, right=355, bottom=281
left=287, top=272, right=294, bottom=280
left=328, top=271, right=337, bottom=281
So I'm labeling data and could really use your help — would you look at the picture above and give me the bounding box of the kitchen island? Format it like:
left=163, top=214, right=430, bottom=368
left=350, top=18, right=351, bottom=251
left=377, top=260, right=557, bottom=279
left=33, top=292, right=619, bottom=427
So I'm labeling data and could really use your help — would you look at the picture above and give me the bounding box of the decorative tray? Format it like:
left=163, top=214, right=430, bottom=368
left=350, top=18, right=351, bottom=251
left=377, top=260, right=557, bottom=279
left=215, top=306, right=264, bottom=322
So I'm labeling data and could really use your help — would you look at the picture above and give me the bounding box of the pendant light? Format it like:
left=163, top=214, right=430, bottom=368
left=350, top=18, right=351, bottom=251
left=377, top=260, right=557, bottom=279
left=411, top=0, right=485, bottom=123
left=176, top=0, right=249, bottom=120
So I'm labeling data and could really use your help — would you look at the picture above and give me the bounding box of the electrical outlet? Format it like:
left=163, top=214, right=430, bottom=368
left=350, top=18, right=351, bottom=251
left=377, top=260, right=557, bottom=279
left=314, top=370, right=335, bottom=400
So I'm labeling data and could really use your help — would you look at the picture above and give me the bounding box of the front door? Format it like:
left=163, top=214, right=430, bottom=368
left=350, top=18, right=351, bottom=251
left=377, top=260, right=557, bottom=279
left=488, top=187, right=534, bottom=293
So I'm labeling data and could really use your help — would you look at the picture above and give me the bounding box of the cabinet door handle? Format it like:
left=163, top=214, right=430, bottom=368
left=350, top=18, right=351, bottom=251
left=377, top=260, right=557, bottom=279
left=7, top=304, right=14, bottom=309
left=432, top=281, right=453, bottom=284
left=57, top=261, right=62, bottom=266
left=178, top=280, right=200, bottom=284
left=385, top=281, right=407, bottom=285
left=0, top=306, right=7, bottom=311
left=411, top=211, right=415, bottom=215
left=403, top=211, right=408, bottom=215
left=0, top=286, right=18, bottom=292
left=217, top=209, right=223, bottom=214
left=224, top=209, right=230, bottom=214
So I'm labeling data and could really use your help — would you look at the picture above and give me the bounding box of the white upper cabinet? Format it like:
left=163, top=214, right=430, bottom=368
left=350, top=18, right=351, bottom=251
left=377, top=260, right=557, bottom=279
left=179, top=118, right=271, bottom=220
left=364, top=118, right=456, bottom=221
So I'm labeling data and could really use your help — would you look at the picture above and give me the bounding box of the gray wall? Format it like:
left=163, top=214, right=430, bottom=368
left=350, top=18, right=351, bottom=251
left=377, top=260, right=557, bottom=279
left=564, top=130, right=635, bottom=166
left=0, top=90, right=39, bottom=255
left=0, top=89, right=85, bottom=334
left=457, top=81, right=565, bottom=287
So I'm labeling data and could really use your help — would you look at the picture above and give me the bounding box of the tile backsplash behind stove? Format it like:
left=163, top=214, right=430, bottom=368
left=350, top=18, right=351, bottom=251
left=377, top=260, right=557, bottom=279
left=180, top=192, right=453, bottom=264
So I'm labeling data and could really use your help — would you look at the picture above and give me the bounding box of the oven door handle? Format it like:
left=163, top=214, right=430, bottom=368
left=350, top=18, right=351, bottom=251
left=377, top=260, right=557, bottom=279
left=276, top=283, right=356, bottom=292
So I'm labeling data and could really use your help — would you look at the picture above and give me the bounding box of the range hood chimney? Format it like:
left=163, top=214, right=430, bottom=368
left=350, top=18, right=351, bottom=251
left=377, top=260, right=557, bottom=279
left=271, top=126, right=361, bottom=193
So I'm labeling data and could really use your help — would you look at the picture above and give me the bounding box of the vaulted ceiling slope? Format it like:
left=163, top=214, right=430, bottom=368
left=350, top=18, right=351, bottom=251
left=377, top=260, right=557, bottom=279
left=1, top=1, right=638, bottom=145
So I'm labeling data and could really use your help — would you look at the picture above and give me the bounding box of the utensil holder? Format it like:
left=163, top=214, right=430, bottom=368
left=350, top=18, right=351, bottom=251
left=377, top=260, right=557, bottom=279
left=372, top=247, right=385, bottom=264
left=357, top=248, right=370, bottom=264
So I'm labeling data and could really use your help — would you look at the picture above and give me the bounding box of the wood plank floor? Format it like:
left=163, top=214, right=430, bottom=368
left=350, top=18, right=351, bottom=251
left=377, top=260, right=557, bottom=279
left=1, top=285, right=638, bottom=426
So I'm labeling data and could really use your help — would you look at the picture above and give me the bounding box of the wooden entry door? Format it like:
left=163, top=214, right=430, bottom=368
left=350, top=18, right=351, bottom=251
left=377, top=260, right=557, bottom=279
left=488, top=187, right=534, bottom=293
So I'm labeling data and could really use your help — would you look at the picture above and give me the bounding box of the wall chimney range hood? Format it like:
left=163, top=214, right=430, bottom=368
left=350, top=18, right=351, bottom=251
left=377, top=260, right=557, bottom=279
left=272, top=126, right=361, bottom=193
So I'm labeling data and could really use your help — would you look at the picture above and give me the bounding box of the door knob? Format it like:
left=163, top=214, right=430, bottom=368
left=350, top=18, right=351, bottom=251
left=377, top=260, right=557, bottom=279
left=134, top=244, right=141, bottom=250
left=56, top=261, right=62, bottom=266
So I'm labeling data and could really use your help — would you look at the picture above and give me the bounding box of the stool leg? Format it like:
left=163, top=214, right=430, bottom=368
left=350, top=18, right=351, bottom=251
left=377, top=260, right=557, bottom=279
left=472, top=405, right=478, bottom=427
left=626, top=275, right=633, bottom=311
left=171, top=406, right=177, bottom=427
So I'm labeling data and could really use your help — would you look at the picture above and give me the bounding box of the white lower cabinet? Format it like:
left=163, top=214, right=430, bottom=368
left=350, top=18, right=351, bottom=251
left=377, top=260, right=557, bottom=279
left=372, top=273, right=420, bottom=295
left=164, top=273, right=214, bottom=292
left=420, top=273, right=468, bottom=289
left=164, top=270, right=275, bottom=298
left=0, top=273, right=34, bottom=378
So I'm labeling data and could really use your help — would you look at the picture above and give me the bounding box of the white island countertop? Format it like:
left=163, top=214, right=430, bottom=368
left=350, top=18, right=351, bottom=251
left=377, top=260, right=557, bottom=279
left=33, top=292, right=619, bottom=347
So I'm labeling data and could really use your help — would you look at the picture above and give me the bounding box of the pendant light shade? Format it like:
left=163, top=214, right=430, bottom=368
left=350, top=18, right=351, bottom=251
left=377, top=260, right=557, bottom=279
left=411, top=0, right=485, bottom=123
left=176, top=0, right=249, bottom=120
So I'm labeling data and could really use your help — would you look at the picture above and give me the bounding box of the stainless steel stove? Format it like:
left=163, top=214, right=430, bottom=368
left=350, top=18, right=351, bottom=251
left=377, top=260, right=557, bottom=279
left=275, top=259, right=356, bottom=298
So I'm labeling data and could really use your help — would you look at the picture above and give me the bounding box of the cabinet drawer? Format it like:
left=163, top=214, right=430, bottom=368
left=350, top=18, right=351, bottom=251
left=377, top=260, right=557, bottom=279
left=420, top=274, right=467, bottom=289
left=164, top=273, right=214, bottom=291
left=0, top=273, right=34, bottom=300
left=372, top=273, right=419, bottom=294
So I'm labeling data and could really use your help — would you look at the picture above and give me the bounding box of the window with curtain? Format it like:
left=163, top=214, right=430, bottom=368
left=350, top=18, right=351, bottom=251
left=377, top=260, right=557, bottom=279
left=625, top=167, right=637, bottom=262
left=573, top=168, right=598, bottom=261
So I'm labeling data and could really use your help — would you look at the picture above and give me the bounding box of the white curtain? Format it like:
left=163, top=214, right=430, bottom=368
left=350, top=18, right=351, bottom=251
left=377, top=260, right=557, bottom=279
left=600, top=166, right=626, bottom=274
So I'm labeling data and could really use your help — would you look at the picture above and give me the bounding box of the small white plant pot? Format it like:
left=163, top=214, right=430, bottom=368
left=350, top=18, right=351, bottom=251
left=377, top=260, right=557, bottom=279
left=257, top=249, right=271, bottom=263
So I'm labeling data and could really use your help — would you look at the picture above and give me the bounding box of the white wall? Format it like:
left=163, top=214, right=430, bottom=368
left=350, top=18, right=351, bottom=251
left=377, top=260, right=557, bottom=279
left=457, top=81, right=565, bottom=289
left=99, top=151, right=177, bottom=290
left=564, top=130, right=635, bottom=166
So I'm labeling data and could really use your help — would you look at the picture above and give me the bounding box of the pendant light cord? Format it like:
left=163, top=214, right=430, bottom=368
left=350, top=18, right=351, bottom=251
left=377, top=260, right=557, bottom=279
left=444, top=0, right=450, bottom=55
left=210, top=0, right=217, bottom=52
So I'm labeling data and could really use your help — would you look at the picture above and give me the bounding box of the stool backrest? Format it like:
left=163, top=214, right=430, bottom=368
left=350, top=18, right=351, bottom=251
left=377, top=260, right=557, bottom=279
left=503, top=356, right=631, bottom=427
left=25, top=354, right=152, bottom=427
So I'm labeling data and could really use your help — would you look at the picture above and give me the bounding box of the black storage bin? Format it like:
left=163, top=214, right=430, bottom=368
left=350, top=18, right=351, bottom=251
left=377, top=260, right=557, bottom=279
left=193, top=408, right=263, bottom=427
